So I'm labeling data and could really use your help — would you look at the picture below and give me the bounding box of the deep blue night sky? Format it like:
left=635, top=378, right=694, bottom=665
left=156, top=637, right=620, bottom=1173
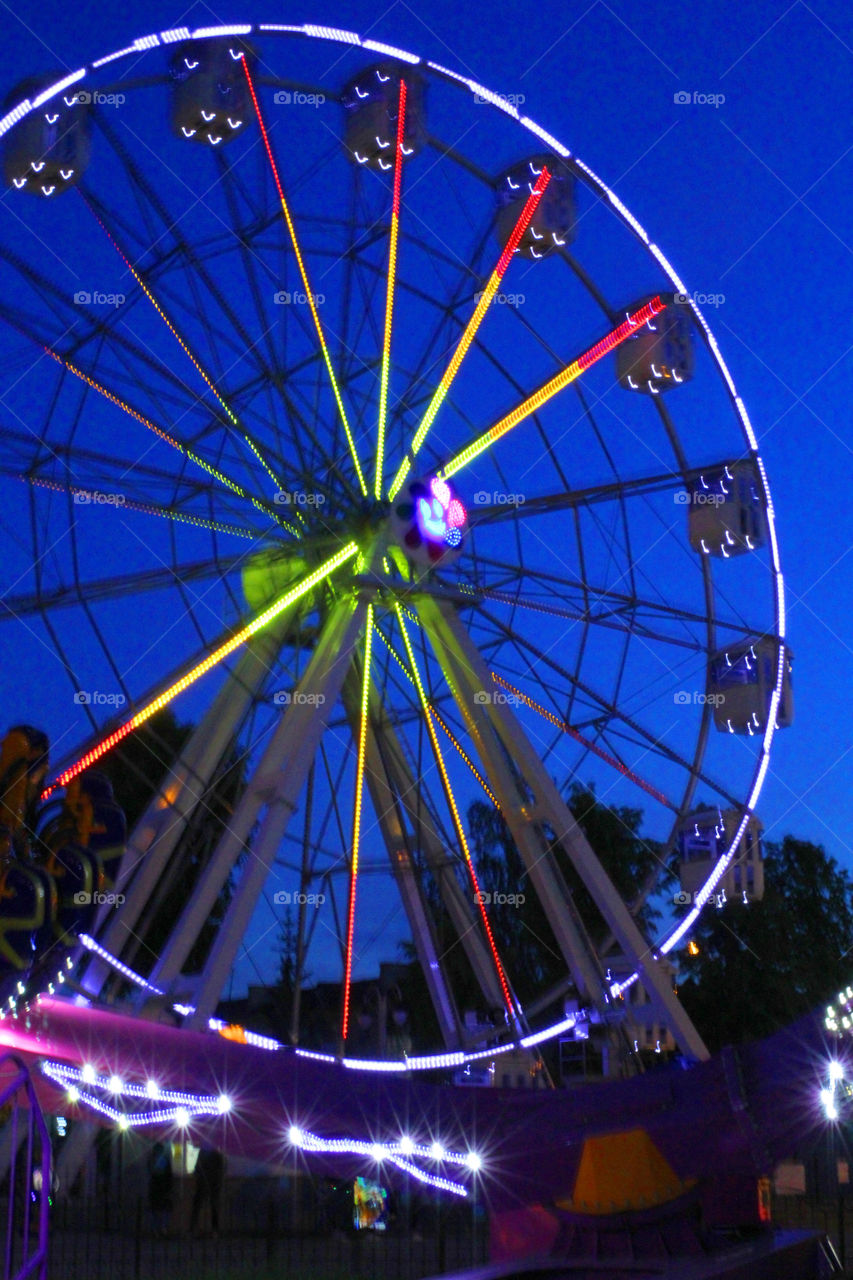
left=1, top=0, right=852, bottom=994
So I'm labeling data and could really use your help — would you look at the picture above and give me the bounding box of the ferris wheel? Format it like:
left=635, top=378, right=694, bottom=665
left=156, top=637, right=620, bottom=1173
left=0, top=20, right=790, bottom=1073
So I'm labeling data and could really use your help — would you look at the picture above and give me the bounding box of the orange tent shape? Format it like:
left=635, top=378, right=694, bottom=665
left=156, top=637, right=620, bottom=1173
left=556, top=1127, right=696, bottom=1215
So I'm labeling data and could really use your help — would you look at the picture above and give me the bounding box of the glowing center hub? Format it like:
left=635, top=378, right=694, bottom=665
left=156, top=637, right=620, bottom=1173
left=390, top=475, right=468, bottom=567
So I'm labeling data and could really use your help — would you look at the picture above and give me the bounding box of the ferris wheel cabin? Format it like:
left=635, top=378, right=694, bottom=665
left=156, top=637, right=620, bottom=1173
left=341, top=62, right=426, bottom=169
left=169, top=39, right=255, bottom=146
left=709, top=637, right=793, bottom=735
left=616, top=297, right=694, bottom=394
left=494, top=155, right=576, bottom=259
left=686, top=461, right=767, bottom=557
left=2, top=76, right=90, bottom=196
left=677, top=808, right=764, bottom=903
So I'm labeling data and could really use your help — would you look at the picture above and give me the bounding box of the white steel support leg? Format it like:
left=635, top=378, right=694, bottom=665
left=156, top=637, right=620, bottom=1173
left=417, top=596, right=709, bottom=1062
left=184, top=598, right=367, bottom=1030
left=82, top=624, right=287, bottom=996
left=343, top=672, right=461, bottom=1049
left=421, top=611, right=609, bottom=1010
left=358, top=679, right=510, bottom=1038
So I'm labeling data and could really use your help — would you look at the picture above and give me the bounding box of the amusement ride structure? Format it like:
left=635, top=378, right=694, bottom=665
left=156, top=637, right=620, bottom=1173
left=0, top=19, right=812, bottom=1268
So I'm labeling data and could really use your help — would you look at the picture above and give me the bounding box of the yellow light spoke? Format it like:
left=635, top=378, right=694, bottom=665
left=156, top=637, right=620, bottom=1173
left=42, top=541, right=359, bottom=799
left=80, top=194, right=283, bottom=493
left=342, top=603, right=374, bottom=1042
left=375, top=80, right=408, bottom=500
left=25, top=476, right=257, bottom=540
left=241, top=56, right=368, bottom=497
left=442, top=295, right=668, bottom=479
left=372, top=620, right=499, bottom=808
left=388, top=169, right=551, bottom=501
left=394, top=605, right=515, bottom=1016
left=42, top=345, right=300, bottom=537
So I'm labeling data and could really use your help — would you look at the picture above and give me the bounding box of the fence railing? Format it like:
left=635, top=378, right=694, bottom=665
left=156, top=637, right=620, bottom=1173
left=43, top=1194, right=487, bottom=1280
left=0, top=1053, right=51, bottom=1280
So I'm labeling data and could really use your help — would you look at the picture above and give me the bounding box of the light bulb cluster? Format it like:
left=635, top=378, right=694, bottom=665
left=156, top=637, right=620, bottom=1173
left=42, top=1059, right=231, bottom=1131
left=820, top=1060, right=850, bottom=1122
left=0, top=956, right=75, bottom=1022
left=286, top=1123, right=481, bottom=1196
left=825, top=986, right=853, bottom=1035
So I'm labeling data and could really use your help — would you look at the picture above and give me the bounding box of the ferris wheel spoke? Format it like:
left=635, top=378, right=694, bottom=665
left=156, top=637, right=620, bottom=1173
left=388, top=169, right=551, bottom=501
left=41, top=540, right=359, bottom=798
left=394, top=603, right=519, bottom=1024
left=77, top=189, right=285, bottom=494
left=465, top=554, right=764, bottom=645
left=371, top=617, right=500, bottom=809
left=341, top=603, right=374, bottom=1043
left=440, top=296, right=668, bottom=480
left=459, top=580, right=709, bottom=654
left=22, top=475, right=261, bottom=540
left=0, top=557, right=243, bottom=620
left=488, top=671, right=674, bottom=811
left=94, top=111, right=299, bottom=405
left=481, top=608, right=744, bottom=811
left=239, top=55, right=368, bottom=498
left=375, top=80, right=408, bottom=500
left=469, top=460, right=747, bottom=525
left=33, top=346, right=300, bottom=534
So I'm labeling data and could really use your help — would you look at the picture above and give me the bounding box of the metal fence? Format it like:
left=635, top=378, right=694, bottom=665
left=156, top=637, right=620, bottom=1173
left=44, top=1195, right=487, bottom=1280
left=772, top=1192, right=853, bottom=1272
left=0, top=1053, right=50, bottom=1280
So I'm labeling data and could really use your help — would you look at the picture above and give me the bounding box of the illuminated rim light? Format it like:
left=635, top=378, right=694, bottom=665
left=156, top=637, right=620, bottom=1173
left=286, top=1123, right=478, bottom=1196
left=76, top=917, right=585, bottom=1070
left=41, top=1061, right=230, bottom=1129
left=1, top=21, right=785, bottom=1050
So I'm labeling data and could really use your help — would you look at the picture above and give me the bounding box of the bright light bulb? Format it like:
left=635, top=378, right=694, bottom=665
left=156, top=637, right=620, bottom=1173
left=827, top=1102, right=839, bottom=1121
left=429, top=1141, right=445, bottom=1161
left=108, top=1075, right=122, bottom=1094
left=830, top=1062, right=844, bottom=1082
left=288, top=1126, right=303, bottom=1146
left=821, top=1089, right=833, bottom=1107
left=117, top=1115, right=129, bottom=1131
left=465, top=1152, right=482, bottom=1171
left=370, top=1144, right=385, bottom=1162
left=67, top=1086, right=80, bottom=1103
left=217, top=1094, right=232, bottom=1113
left=146, top=1080, right=159, bottom=1099
left=175, top=1108, right=190, bottom=1127
left=399, top=1136, right=415, bottom=1156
